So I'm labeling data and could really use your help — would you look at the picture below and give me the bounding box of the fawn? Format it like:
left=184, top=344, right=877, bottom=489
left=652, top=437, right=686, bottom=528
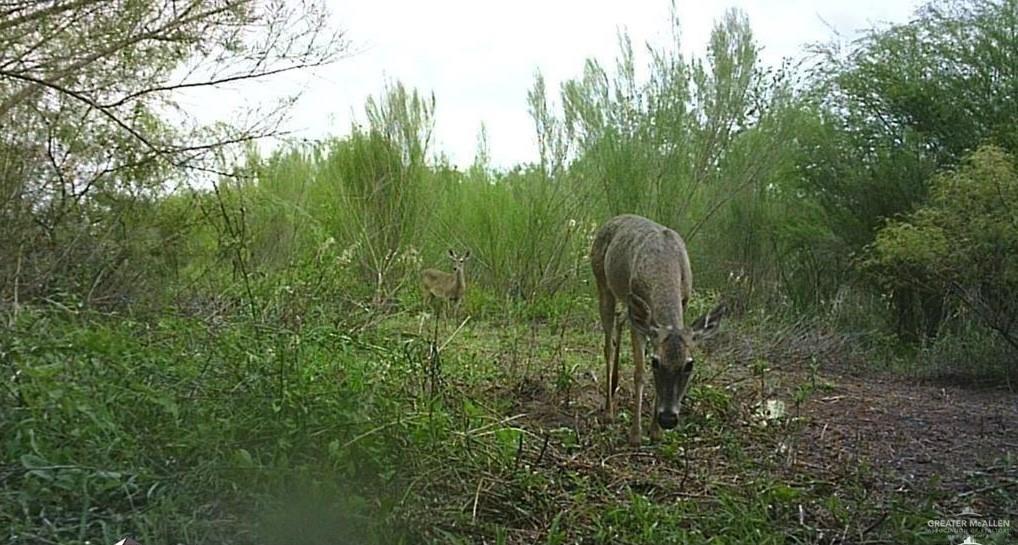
left=421, top=249, right=471, bottom=315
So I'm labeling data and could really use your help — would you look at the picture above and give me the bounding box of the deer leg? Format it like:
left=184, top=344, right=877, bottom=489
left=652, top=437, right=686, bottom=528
left=629, top=329, right=646, bottom=447
left=612, top=310, right=624, bottom=395
left=599, top=293, right=617, bottom=422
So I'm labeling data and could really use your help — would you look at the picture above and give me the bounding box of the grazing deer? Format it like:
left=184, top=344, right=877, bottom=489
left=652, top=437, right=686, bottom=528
left=591, top=214, right=726, bottom=446
left=421, top=249, right=471, bottom=315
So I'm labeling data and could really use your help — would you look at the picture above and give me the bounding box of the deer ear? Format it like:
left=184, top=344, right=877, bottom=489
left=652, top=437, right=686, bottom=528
left=691, top=302, right=727, bottom=341
left=462, top=250, right=471, bottom=259
left=447, top=249, right=456, bottom=259
left=627, top=293, right=656, bottom=337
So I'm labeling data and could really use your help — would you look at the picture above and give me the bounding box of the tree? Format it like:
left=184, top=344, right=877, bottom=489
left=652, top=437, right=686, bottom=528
left=556, top=9, right=805, bottom=296
left=0, top=0, right=345, bottom=306
left=869, top=145, right=1018, bottom=352
left=794, top=0, right=1018, bottom=333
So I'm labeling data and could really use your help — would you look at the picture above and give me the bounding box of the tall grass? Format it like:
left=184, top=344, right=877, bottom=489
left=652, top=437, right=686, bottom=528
left=217, top=10, right=811, bottom=318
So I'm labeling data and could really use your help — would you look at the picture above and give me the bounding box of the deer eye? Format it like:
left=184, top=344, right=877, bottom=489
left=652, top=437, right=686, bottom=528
left=650, top=356, right=661, bottom=370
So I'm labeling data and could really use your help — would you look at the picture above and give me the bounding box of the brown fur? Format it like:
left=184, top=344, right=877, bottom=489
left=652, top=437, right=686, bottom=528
left=421, top=250, right=470, bottom=315
left=591, top=214, right=726, bottom=446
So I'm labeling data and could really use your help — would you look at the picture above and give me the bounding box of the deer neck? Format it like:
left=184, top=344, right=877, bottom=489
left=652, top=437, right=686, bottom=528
left=454, top=268, right=465, bottom=291
left=650, top=292, right=685, bottom=330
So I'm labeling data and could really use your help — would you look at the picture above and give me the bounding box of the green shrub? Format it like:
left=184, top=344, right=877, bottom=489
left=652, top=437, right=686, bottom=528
left=868, top=145, right=1018, bottom=372
left=0, top=306, right=500, bottom=544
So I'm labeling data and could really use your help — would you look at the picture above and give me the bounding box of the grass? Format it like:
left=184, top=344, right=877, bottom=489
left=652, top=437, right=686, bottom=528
left=2, top=305, right=435, bottom=543
left=377, top=303, right=1014, bottom=544
left=23, top=202, right=1018, bottom=544
left=3, top=236, right=1014, bottom=544
left=5, top=295, right=1016, bottom=544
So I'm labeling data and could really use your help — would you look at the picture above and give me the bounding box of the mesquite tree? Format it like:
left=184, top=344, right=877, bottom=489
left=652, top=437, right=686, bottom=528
left=0, top=0, right=345, bottom=307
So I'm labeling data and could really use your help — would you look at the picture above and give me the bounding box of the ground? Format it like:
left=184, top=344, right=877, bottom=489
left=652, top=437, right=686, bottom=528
left=800, top=371, right=1018, bottom=517
left=407, top=314, right=1018, bottom=544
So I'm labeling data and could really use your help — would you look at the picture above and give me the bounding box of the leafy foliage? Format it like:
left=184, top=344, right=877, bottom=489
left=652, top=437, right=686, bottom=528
left=869, top=145, right=1018, bottom=359
left=788, top=0, right=1018, bottom=337
left=0, top=0, right=342, bottom=307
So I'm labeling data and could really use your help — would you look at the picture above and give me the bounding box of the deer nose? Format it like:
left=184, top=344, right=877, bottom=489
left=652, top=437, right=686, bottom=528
left=657, top=410, right=679, bottom=430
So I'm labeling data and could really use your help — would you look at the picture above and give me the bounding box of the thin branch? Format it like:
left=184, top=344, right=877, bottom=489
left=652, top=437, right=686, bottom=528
left=97, top=56, right=339, bottom=109
left=1, top=68, right=164, bottom=153
left=0, top=0, right=97, bottom=34
left=0, top=1, right=237, bottom=118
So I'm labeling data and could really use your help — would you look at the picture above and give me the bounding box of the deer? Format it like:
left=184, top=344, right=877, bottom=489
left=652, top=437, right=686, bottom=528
left=591, top=214, right=727, bottom=446
left=421, top=249, right=471, bottom=316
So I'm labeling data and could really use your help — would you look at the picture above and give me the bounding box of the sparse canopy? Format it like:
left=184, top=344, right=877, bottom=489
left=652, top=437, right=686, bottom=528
left=0, top=0, right=345, bottom=303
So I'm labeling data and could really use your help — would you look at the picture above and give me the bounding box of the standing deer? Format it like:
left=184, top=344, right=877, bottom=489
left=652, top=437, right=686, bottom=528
left=591, top=215, right=726, bottom=446
left=421, top=249, right=471, bottom=316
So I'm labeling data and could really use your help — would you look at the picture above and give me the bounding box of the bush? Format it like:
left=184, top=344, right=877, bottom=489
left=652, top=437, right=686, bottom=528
left=868, top=145, right=1018, bottom=372
left=0, top=306, right=496, bottom=544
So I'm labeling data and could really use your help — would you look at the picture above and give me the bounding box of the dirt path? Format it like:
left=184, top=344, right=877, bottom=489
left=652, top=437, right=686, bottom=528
left=506, top=357, right=1018, bottom=526
left=798, top=371, right=1018, bottom=513
left=465, top=320, right=1017, bottom=540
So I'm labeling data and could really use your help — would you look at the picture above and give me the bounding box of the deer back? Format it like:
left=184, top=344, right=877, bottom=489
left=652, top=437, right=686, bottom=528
left=593, top=215, right=692, bottom=328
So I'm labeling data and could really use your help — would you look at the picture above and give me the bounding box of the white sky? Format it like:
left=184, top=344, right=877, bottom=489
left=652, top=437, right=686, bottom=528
left=181, top=0, right=921, bottom=169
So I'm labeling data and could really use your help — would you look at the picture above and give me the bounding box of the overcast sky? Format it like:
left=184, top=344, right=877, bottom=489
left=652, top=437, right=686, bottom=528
left=180, top=0, right=921, bottom=169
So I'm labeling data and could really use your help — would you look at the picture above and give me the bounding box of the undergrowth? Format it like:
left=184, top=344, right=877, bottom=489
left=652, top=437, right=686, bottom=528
left=5, top=294, right=1013, bottom=544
